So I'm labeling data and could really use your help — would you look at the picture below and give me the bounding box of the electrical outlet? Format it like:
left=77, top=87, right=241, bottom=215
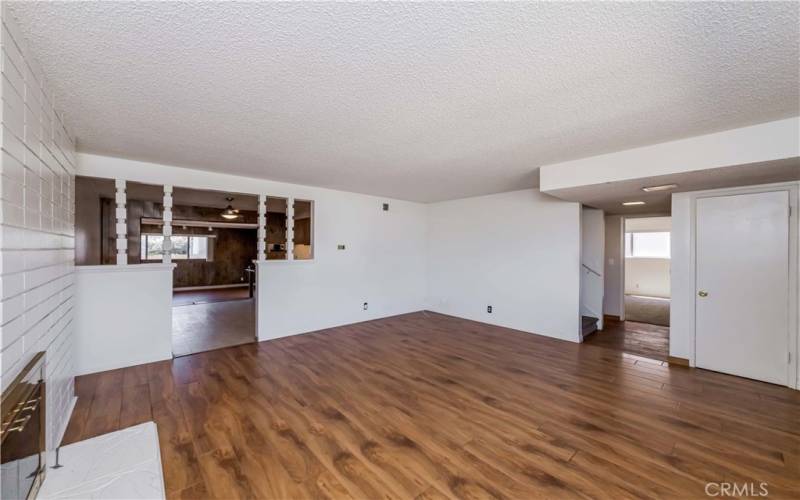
left=337, top=244, right=346, bottom=250
left=363, top=302, right=369, bottom=310
left=382, top=203, right=389, bottom=211
left=487, top=305, right=492, bottom=313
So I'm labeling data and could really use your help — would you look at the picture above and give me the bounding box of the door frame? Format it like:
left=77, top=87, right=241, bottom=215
left=619, top=213, right=671, bottom=322
left=687, top=182, right=798, bottom=389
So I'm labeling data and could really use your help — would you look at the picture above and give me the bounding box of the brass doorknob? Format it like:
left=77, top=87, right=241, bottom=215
left=698, top=291, right=708, bottom=297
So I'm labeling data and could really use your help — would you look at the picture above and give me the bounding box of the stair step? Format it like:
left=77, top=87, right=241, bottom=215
left=581, top=315, right=598, bottom=337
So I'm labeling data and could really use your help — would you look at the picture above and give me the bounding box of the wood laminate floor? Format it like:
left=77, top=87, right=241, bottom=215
left=583, top=318, right=669, bottom=361
left=63, top=312, right=800, bottom=499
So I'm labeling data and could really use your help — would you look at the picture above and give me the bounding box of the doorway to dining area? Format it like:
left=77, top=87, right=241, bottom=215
left=74, top=176, right=261, bottom=356
left=157, top=187, right=260, bottom=356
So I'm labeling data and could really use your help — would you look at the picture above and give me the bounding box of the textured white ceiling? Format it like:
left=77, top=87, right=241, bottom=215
left=7, top=2, right=799, bottom=202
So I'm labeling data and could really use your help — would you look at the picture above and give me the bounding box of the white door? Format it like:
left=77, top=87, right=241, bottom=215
left=695, top=190, right=789, bottom=385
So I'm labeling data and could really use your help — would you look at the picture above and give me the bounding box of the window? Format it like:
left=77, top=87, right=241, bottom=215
left=625, top=232, right=670, bottom=258
left=170, top=236, right=189, bottom=260
left=188, top=236, right=208, bottom=259
left=141, top=234, right=210, bottom=261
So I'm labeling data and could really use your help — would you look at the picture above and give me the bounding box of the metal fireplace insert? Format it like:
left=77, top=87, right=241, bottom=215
left=1, top=352, right=46, bottom=500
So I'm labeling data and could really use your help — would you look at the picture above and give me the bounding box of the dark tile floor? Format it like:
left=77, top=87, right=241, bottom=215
left=172, top=298, right=255, bottom=356
left=172, top=286, right=251, bottom=306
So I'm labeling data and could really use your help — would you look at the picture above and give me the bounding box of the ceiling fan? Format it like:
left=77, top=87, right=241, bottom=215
left=220, top=197, right=240, bottom=220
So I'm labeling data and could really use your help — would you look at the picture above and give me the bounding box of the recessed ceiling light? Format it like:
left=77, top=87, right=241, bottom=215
left=642, top=184, right=678, bottom=192
left=622, top=201, right=646, bottom=206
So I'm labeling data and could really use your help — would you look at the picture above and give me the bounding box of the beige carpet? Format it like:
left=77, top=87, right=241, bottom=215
left=625, top=294, right=670, bottom=326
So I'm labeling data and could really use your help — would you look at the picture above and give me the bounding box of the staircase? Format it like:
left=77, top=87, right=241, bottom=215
left=580, top=206, right=604, bottom=341
left=581, top=315, right=599, bottom=338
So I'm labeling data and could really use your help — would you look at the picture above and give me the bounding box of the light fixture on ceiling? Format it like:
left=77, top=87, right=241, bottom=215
left=221, top=197, right=240, bottom=220
left=642, top=183, right=678, bottom=192
left=622, top=201, right=646, bottom=206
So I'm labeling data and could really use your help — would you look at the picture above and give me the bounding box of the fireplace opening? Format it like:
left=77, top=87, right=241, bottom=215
left=1, top=352, right=46, bottom=500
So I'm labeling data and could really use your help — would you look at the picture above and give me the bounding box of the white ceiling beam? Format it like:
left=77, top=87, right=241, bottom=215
left=540, top=117, right=800, bottom=193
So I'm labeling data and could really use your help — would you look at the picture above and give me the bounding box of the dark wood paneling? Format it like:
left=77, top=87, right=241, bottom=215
left=92, top=195, right=292, bottom=267
left=140, top=223, right=257, bottom=288
left=62, top=312, right=800, bottom=499
left=75, top=178, right=105, bottom=265
left=97, top=200, right=260, bottom=286
left=176, top=228, right=256, bottom=288
left=294, top=217, right=311, bottom=245
left=100, top=198, right=115, bottom=265
left=266, top=211, right=286, bottom=244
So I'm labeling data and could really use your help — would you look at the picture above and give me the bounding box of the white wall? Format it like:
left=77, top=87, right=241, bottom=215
left=540, top=117, right=800, bottom=192
left=78, top=153, right=428, bottom=342
left=73, top=265, right=173, bottom=375
left=625, top=258, right=670, bottom=298
left=603, top=215, right=623, bottom=317
left=255, top=193, right=427, bottom=340
left=426, top=189, right=581, bottom=342
left=670, top=194, right=693, bottom=360
left=80, top=156, right=584, bottom=356
left=626, top=216, right=671, bottom=232
left=0, top=7, right=76, bottom=451
left=580, top=207, right=604, bottom=273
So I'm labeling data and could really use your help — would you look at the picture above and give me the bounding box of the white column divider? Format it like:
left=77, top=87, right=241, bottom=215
left=162, top=185, right=173, bottom=264
left=286, top=197, right=295, bottom=260
left=115, top=179, right=127, bottom=266
left=257, top=195, right=267, bottom=261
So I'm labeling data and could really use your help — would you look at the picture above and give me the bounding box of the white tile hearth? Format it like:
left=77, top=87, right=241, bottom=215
left=38, top=422, right=165, bottom=500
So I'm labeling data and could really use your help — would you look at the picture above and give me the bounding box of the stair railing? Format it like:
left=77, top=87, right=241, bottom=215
left=581, top=263, right=602, bottom=277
